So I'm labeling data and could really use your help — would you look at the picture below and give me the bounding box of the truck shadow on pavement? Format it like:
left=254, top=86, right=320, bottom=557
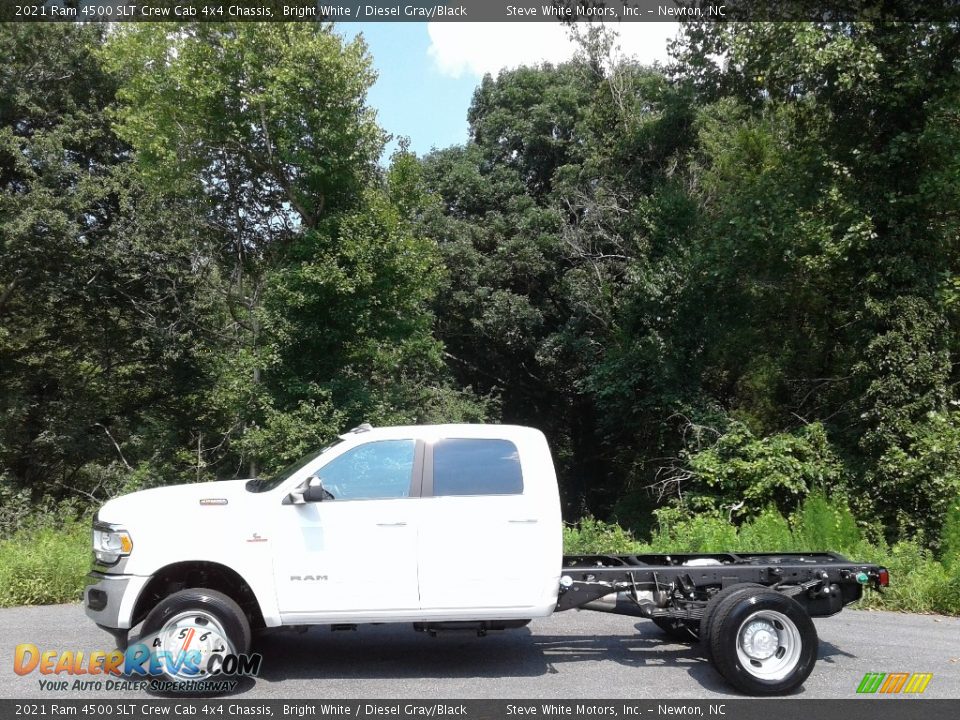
left=132, top=617, right=858, bottom=698
left=218, top=621, right=854, bottom=697
left=248, top=623, right=706, bottom=683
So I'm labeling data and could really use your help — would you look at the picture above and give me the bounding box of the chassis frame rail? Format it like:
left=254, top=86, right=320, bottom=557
left=556, top=552, right=887, bottom=616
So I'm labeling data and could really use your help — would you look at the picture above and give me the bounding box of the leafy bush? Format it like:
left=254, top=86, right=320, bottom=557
left=736, top=506, right=797, bottom=552
left=862, top=411, right=960, bottom=546
left=792, top=492, right=862, bottom=552
left=852, top=541, right=960, bottom=615
left=941, top=496, right=960, bottom=570
left=563, top=517, right=644, bottom=555
left=648, top=507, right=738, bottom=552
left=685, top=422, right=846, bottom=519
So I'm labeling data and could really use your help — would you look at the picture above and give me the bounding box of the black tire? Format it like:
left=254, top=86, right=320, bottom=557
left=707, top=588, right=818, bottom=696
left=140, top=588, right=251, bottom=681
left=652, top=616, right=699, bottom=642
left=699, top=583, right=766, bottom=663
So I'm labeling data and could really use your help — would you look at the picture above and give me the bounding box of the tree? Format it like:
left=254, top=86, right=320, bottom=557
left=102, top=23, right=387, bottom=476
left=103, top=24, right=485, bottom=478
left=669, top=21, right=960, bottom=538
left=421, top=56, right=696, bottom=515
left=0, top=25, right=210, bottom=500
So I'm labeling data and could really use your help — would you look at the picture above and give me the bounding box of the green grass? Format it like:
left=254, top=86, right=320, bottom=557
left=564, top=494, right=960, bottom=616
left=0, top=520, right=90, bottom=607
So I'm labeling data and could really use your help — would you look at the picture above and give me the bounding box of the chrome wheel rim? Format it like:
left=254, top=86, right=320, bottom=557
left=735, top=610, right=802, bottom=681
left=153, top=610, right=235, bottom=681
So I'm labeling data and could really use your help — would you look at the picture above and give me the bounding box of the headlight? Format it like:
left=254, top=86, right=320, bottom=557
left=92, top=521, right=133, bottom=566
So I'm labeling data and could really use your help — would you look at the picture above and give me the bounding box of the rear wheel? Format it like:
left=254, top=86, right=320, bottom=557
left=699, top=583, right=766, bottom=662
left=707, top=588, right=818, bottom=696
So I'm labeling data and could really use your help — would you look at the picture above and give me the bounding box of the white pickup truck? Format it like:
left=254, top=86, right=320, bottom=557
left=86, top=423, right=888, bottom=695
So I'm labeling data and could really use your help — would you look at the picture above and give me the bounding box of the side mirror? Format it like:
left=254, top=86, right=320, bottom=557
left=283, top=476, right=331, bottom=505
left=303, top=476, right=329, bottom=503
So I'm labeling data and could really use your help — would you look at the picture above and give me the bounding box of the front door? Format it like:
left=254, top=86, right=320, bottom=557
left=272, top=438, right=421, bottom=620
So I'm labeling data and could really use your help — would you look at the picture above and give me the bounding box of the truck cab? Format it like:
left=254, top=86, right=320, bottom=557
left=86, top=424, right=562, bottom=652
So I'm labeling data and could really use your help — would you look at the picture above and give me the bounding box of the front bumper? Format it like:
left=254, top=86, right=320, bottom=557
left=84, top=572, right=149, bottom=630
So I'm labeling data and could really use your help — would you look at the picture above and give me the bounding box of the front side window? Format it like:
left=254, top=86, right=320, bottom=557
left=433, top=439, right=523, bottom=496
left=315, top=439, right=415, bottom=500
left=246, top=444, right=338, bottom=493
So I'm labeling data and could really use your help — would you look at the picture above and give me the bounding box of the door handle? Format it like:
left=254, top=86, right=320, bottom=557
left=509, top=519, right=538, bottom=524
left=376, top=522, right=407, bottom=527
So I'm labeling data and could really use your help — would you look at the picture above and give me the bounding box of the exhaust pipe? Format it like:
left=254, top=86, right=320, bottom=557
left=581, top=591, right=656, bottom=618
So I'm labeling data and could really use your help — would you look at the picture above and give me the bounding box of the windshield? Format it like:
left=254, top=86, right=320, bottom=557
left=245, top=444, right=338, bottom=493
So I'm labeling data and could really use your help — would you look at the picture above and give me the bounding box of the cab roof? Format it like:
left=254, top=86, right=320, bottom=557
left=338, top=423, right=542, bottom=443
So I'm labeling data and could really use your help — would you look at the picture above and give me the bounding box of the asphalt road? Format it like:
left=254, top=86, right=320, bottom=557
left=0, top=604, right=957, bottom=699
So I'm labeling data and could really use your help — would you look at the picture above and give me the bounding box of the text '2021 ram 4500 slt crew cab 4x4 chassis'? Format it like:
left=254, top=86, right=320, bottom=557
left=86, top=424, right=889, bottom=695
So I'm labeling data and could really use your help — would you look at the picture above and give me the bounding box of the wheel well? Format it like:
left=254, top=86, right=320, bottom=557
left=132, top=561, right=265, bottom=630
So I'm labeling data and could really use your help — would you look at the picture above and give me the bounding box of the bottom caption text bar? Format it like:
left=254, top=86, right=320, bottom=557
left=3, top=700, right=956, bottom=720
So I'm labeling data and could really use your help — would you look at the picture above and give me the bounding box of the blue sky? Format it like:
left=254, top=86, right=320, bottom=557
left=339, top=24, right=478, bottom=158
left=338, top=22, right=678, bottom=160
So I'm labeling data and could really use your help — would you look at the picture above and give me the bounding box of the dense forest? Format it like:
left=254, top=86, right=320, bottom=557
left=1, top=21, right=959, bottom=565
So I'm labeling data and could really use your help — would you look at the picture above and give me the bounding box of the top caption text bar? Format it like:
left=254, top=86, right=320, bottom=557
left=2, top=1, right=958, bottom=22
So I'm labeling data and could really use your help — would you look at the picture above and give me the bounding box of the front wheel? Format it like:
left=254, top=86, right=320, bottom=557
left=140, top=588, right=251, bottom=684
left=707, top=589, right=817, bottom=696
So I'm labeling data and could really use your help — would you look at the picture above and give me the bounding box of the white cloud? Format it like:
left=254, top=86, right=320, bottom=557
left=427, top=22, right=679, bottom=79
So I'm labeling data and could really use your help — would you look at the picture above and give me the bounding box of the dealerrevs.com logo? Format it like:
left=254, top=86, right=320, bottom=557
left=14, top=624, right=262, bottom=694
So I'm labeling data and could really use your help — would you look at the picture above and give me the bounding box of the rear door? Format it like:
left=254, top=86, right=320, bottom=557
left=417, top=436, right=549, bottom=612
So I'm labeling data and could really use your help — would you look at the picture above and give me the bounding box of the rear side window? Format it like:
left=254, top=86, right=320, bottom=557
left=433, top=439, right=523, bottom=496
